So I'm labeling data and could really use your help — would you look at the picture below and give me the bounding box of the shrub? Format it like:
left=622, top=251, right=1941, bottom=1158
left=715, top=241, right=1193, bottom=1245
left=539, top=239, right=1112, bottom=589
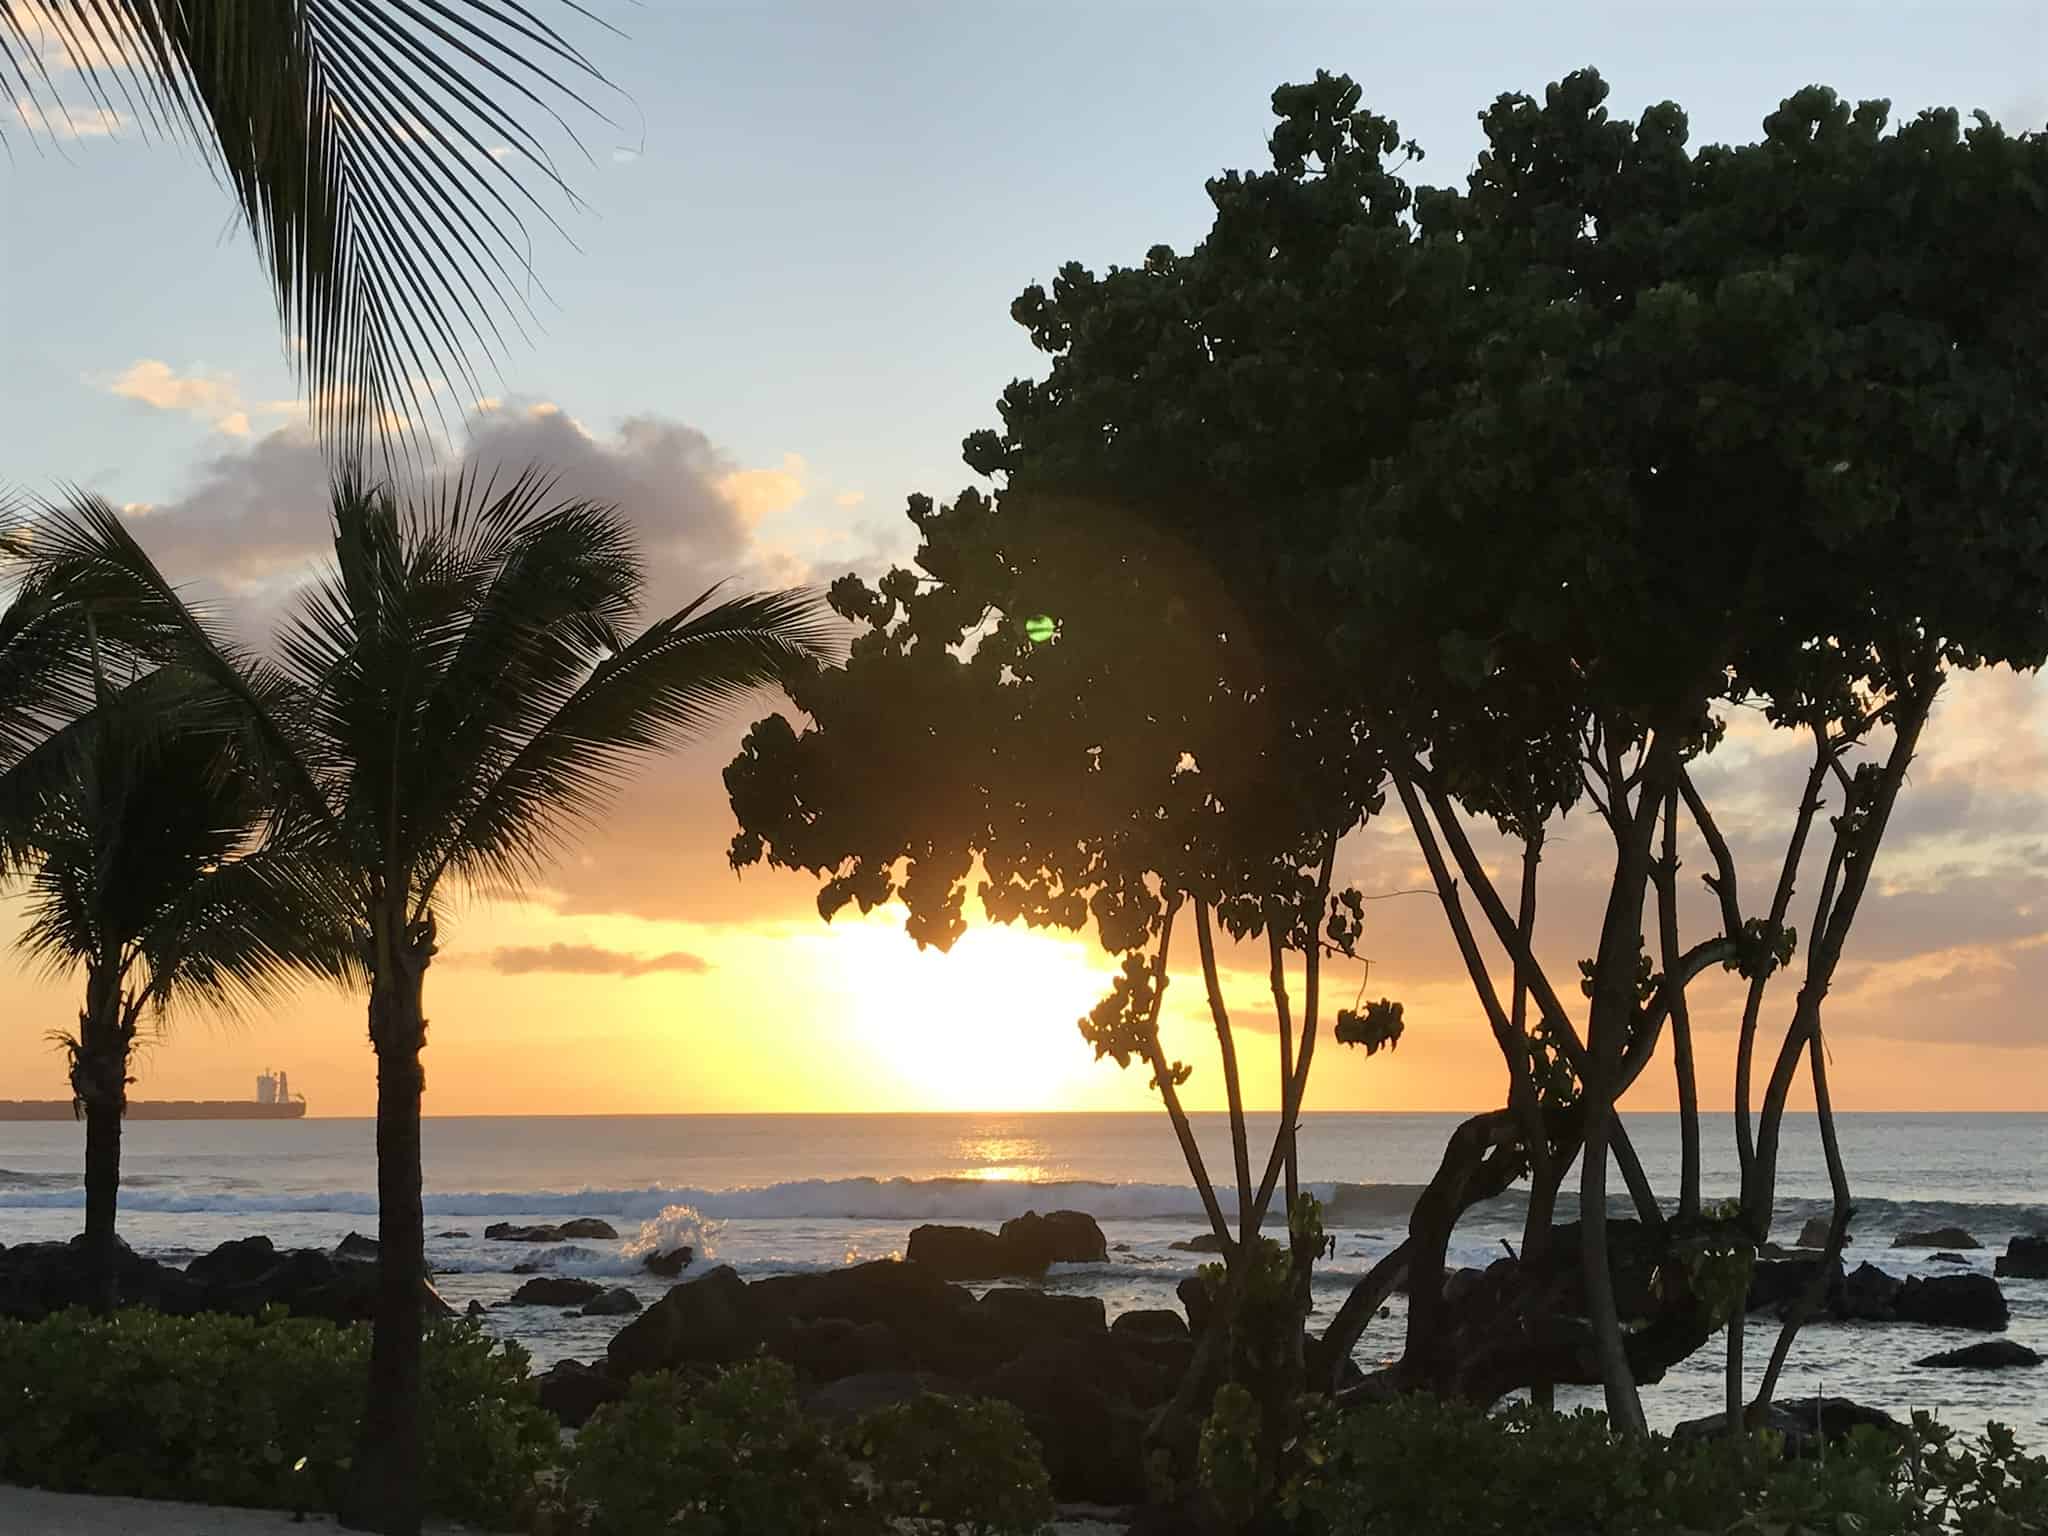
left=850, top=1392, right=1055, bottom=1536
left=561, top=1359, right=876, bottom=1536
left=0, top=1308, right=555, bottom=1526
left=1284, top=1395, right=2048, bottom=1536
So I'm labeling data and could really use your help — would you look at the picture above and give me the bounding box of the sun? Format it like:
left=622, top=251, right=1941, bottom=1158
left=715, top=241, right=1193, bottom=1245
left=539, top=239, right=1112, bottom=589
left=821, top=918, right=1121, bottom=1111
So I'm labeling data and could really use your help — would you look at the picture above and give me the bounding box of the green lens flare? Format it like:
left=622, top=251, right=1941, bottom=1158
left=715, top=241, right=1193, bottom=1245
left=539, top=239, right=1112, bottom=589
left=1024, top=614, right=1057, bottom=644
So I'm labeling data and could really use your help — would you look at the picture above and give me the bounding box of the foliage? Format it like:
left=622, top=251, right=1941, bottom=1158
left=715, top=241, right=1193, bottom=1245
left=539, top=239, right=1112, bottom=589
left=2, top=1, right=609, bottom=451
left=1332, top=999, right=1403, bottom=1056
left=1285, top=1395, right=2048, bottom=1536
left=850, top=1392, right=1055, bottom=1536
left=561, top=1360, right=877, bottom=1536
left=0, top=1309, right=555, bottom=1526
left=1663, top=1199, right=1757, bottom=1330
left=1199, top=1382, right=1267, bottom=1529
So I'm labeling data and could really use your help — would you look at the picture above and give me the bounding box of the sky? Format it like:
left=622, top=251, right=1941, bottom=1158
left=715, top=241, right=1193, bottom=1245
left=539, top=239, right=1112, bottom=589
left=1, top=1, right=2044, bottom=1117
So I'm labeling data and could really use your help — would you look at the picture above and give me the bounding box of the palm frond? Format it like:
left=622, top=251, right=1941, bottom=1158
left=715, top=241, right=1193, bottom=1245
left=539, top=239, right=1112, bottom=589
left=11, top=488, right=345, bottom=859
left=2, top=1, right=613, bottom=454
left=427, top=585, right=837, bottom=904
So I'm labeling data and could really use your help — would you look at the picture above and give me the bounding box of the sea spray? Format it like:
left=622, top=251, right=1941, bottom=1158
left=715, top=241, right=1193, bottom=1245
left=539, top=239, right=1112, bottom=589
left=624, top=1203, right=720, bottom=1269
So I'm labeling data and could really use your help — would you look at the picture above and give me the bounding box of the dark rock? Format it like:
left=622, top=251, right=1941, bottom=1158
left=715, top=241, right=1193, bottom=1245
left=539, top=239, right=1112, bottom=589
left=1, top=1237, right=205, bottom=1321
left=978, top=1287, right=1107, bottom=1339
left=1931, top=1252, right=1971, bottom=1265
left=764, top=1315, right=902, bottom=1381
left=906, top=1223, right=1017, bottom=1280
left=484, top=1222, right=559, bottom=1243
left=1832, top=1262, right=1902, bottom=1322
left=999, top=1210, right=1107, bottom=1268
left=1176, top=1275, right=1213, bottom=1336
left=293, top=1263, right=455, bottom=1326
left=186, top=1235, right=279, bottom=1288
left=1110, top=1309, right=1189, bottom=1343
left=607, top=1265, right=759, bottom=1377
left=435, top=1230, right=470, bottom=1239
left=1676, top=1396, right=1905, bottom=1457
left=512, top=1246, right=599, bottom=1275
left=580, top=1287, right=643, bottom=1317
left=976, top=1343, right=1146, bottom=1503
left=1995, top=1233, right=2048, bottom=1280
left=1895, top=1272, right=2008, bottom=1331
left=1795, top=1216, right=1848, bottom=1250
left=558, top=1218, right=619, bottom=1241
left=751, top=1259, right=971, bottom=1333
left=1893, top=1226, right=1980, bottom=1250
left=1914, top=1339, right=2040, bottom=1369
left=1169, top=1234, right=1227, bottom=1253
left=537, top=1358, right=626, bottom=1428
left=803, top=1371, right=962, bottom=1427
left=1749, top=1254, right=1838, bottom=1314
left=505, top=1276, right=605, bottom=1308
left=333, top=1232, right=380, bottom=1263
left=644, top=1245, right=694, bottom=1278
left=466, top=1300, right=486, bottom=1319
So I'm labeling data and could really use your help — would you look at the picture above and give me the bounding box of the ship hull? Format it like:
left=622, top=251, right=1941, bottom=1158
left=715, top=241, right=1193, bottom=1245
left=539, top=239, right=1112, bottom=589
left=0, top=1101, right=307, bottom=1122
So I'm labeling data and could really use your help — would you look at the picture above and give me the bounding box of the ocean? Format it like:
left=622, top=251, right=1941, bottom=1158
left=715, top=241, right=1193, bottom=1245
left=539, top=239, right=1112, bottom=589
left=1, top=1111, right=2042, bottom=1443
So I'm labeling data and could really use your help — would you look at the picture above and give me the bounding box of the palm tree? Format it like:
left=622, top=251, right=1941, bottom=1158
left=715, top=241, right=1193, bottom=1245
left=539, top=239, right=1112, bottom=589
left=21, top=479, right=835, bottom=1535
left=2, top=2, right=610, bottom=450
left=1, top=667, right=354, bottom=1311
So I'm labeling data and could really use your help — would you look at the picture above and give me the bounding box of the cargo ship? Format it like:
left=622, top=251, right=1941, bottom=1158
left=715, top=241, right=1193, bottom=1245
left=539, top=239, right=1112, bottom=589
left=0, top=1069, right=307, bottom=1122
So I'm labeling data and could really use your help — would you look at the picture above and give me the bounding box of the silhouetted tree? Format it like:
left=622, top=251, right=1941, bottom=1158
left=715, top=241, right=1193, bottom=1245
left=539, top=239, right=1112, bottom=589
left=742, top=65, right=2048, bottom=1455
left=1, top=668, right=352, bottom=1310
left=20, top=481, right=833, bottom=1536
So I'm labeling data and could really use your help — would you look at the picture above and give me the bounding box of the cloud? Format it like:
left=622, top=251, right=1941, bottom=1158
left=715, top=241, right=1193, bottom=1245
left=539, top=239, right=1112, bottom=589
left=718, top=453, right=808, bottom=525
left=103, top=360, right=285, bottom=436
left=834, top=490, right=866, bottom=508
left=11, top=94, right=125, bottom=138
left=481, top=942, right=710, bottom=978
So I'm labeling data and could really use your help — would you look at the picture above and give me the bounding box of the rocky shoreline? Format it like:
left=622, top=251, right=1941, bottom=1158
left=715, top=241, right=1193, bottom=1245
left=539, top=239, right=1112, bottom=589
left=3, top=1212, right=2042, bottom=1508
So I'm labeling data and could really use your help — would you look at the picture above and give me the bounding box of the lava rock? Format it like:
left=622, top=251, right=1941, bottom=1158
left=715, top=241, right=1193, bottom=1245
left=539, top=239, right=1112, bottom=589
left=977, top=1287, right=1107, bottom=1339
left=1931, top=1252, right=1972, bottom=1265
left=1795, top=1216, right=1848, bottom=1249
left=1676, top=1396, right=1905, bottom=1458
left=536, top=1358, right=626, bottom=1428
left=764, top=1315, right=902, bottom=1381
left=905, top=1224, right=1016, bottom=1280
left=1832, top=1262, right=1902, bottom=1322
left=1895, top=1272, right=2008, bottom=1331
left=1170, top=1233, right=1227, bottom=1253
left=1893, top=1226, right=1980, bottom=1250
left=484, top=1222, right=561, bottom=1243
left=465, top=1300, right=486, bottom=1319
left=975, top=1342, right=1147, bottom=1503
left=1913, top=1340, right=2040, bottom=1369
left=580, top=1286, right=643, bottom=1317
left=558, top=1218, right=619, bottom=1240
left=1176, top=1275, right=1213, bottom=1336
left=1749, top=1254, right=1838, bottom=1314
left=186, top=1236, right=281, bottom=1289
left=512, top=1246, right=599, bottom=1275
left=504, top=1276, right=605, bottom=1308
left=643, top=1245, right=694, bottom=1278
left=803, top=1371, right=963, bottom=1427
left=607, top=1265, right=759, bottom=1377
left=753, top=1259, right=973, bottom=1332
left=333, top=1232, right=380, bottom=1263
left=998, top=1210, right=1108, bottom=1268
left=1995, top=1233, right=2048, bottom=1281
left=1110, top=1309, right=1190, bottom=1343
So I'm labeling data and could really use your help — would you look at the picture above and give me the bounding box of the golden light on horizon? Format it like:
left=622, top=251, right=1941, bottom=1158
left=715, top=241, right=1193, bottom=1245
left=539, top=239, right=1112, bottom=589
left=820, top=920, right=1112, bottom=1112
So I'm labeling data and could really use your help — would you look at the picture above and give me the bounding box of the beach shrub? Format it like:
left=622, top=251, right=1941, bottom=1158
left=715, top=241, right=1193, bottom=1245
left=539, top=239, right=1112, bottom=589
left=0, top=1308, right=555, bottom=1525
left=1284, top=1395, right=2048, bottom=1536
left=561, top=1359, right=877, bottom=1535
left=850, top=1392, right=1055, bottom=1535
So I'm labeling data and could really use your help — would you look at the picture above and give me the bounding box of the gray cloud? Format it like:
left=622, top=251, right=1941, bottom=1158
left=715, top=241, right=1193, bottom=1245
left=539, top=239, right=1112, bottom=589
left=481, top=943, right=711, bottom=978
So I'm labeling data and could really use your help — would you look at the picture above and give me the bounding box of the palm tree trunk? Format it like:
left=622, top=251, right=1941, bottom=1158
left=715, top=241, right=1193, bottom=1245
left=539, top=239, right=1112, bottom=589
left=343, top=960, right=428, bottom=1536
left=73, top=971, right=129, bottom=1314
left=81, top=1096, right=123, bottom=1310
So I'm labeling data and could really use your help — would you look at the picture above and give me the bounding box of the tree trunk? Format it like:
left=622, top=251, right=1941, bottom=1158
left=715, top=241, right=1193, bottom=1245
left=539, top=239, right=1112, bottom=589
left=72, top=970, right=130, bottom=1315
left=342, top=958, right=429, bottom=1536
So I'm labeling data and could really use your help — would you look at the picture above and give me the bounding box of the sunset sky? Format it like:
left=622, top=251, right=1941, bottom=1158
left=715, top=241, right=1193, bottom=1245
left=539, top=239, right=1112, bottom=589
left=3, top=2, right=2043, bottom=1115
